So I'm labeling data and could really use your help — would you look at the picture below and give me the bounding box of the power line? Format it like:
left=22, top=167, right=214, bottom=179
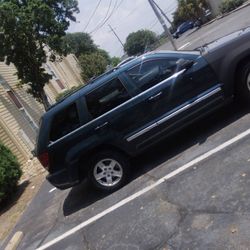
left=115, top=0, right=125, bottom=12
left=83, top=0, right=102, bottom=31
left=90, top=0, right=119, bottom=35
left=147, top=5, right=176, bottom=30
left=90, top=0, right=113, bottom=33
left=112, top=2, right=176, bottom=31
left=108, top=24, right=124, bottom=48
left=112, top=2, right=145, bottom=29
left=152, top=0, right=172, bottom=25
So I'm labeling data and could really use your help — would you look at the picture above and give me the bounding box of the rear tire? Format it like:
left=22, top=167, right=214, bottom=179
left=88, top=150, right=130, bottom=192
left=236, top=61, right=250, bottom=104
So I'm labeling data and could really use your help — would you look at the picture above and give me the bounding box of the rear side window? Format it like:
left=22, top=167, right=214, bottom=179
left=126, top=59, right=179, bottom=91
left=86, top=78, right=130, bottom=119
left=50, top=103, right=80, bottom=141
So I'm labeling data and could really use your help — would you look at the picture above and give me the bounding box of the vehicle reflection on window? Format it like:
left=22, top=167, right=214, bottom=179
left=126, top=58, right=179, bottom=91
left=86, top=78, right=131, bottom=119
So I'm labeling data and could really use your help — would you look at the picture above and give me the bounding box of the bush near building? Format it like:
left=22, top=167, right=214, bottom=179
left=0, top=143, right=22, bottom=203
left=220, top=0, right=246, bottom=13
left=56, top=84, right=84, bottom=102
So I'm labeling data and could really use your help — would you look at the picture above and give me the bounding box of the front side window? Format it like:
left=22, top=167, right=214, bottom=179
left=86, top=78, right=131, bottom=119
left=126, top=58, right=179, bottom=91
left=50, top=103, right=80, bottom=141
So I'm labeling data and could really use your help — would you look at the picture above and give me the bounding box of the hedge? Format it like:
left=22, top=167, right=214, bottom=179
left=0, top=142, right=22, bottom=203
left=220, top=0, right=246, bottom=13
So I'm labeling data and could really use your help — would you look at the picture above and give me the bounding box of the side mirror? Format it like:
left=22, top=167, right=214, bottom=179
left=177, top=59, right=194, bottom=71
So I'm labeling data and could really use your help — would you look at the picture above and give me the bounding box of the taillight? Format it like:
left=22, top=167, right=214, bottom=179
left=38, top=152, right=49, bottom=170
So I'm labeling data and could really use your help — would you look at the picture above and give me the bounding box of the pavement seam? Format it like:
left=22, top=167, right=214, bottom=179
left=36, top=200, right=63, bottom=249
left=82, top=231, right=91, bottom=250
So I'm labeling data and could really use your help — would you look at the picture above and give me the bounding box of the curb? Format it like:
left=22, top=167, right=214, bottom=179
left=4, top=232, right=23, bottom=250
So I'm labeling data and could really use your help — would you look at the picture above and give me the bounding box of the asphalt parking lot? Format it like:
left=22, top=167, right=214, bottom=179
left=3, top=6, right=250, bottom=250
left=6, top=104, right=250, bottom=250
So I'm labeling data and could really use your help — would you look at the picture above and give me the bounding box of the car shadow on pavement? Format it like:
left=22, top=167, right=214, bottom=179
left=63, top=102, right=249, bottom=216
left=63, top=180, right=107, bottom=216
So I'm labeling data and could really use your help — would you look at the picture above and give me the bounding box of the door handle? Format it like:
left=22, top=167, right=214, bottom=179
left=148, top=92, right=162, bottom=101
left=95, top=122, right=109, bottom=131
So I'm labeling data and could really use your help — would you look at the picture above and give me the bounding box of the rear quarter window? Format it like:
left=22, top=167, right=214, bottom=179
left=50, top=103, right=80, bottom=141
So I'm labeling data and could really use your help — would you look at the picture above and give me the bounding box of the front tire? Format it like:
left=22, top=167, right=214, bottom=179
left=88, top=150, right=130, bottom=192
left=236, top=61, right=250, bottom=104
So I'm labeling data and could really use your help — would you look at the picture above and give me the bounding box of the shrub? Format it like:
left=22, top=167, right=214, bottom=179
left=0, top=143, right=22, bottom=203
left=220, top=0, right=246, bottom=13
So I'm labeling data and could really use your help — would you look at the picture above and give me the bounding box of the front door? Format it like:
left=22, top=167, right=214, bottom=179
left=118, top=54, right=223, bottom=150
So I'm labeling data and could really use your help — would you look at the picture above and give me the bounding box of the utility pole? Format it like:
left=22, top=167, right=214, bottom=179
left=151, top=0, right=172, bottom=26
left=148, top=0, right=177, bottom=51
left=108, top=24, right=124, bottom=49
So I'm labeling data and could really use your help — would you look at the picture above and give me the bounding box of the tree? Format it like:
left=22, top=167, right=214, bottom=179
left=124, top=30, right=157, bottom=56
left=78, top=52, right=107, bottom=81
left=63, top=32, right=97, bottom=58
left=62, top=33, right=111, bottom=79
left=111, top=57, right=121, bottom=67
left=0, top=0, right=79, bottom=109
left=173, top=0, right=208, bottom=27
left=97, top=48, right=111, bottom=65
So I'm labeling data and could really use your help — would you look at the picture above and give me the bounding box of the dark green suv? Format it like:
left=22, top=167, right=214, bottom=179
left=36, top=28, right=250, bottom=192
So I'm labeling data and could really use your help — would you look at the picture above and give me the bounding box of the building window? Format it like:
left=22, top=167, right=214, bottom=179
left=45, top=64, right=65, bottom=90
left=7, top=90, right=38, bottom=132
left=7, top=90, right=23, bottom=109
left=1, top=77, right=39, bottom=132
left=56, top=79, right=65, bottom=90
left=45, top=64, right=59, bottom=79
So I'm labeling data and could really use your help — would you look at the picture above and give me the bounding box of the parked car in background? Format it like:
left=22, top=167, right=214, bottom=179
left=173, top=21, right=194, bottom=38
left=36, top=27, right=250, bottom=193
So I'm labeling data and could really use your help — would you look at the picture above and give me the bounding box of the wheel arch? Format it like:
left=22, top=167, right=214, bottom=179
left=233, top=55, right=250, bottom=91
left=217, top=47, right=250, bottom=96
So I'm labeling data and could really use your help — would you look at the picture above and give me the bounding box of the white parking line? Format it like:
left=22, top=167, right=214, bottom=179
left=36, top=127, right=250, bottom=250
left=178, top=42, right=191, bottom=50
left=49, top=188, right=57, bottom=193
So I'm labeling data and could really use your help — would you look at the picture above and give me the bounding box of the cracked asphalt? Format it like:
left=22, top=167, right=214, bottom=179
left=2, top=6, right=250, bottom=250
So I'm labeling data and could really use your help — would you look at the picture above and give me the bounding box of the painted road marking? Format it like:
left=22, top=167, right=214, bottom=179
left=178, top=42, right=191, bottom=50
left=36, top=127, right=250, bottom=250
left=49, top=188, right=57, bottom=193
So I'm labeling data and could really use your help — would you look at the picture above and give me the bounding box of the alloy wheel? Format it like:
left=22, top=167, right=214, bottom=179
left=93, top=158, right=123, bottom=187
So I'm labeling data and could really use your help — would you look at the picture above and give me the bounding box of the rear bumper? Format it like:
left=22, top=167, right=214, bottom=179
left=46, top=169, right=80, bottom=190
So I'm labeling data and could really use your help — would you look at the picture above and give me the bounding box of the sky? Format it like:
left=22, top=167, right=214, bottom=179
left=68, top=0, right=178, bottom=57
